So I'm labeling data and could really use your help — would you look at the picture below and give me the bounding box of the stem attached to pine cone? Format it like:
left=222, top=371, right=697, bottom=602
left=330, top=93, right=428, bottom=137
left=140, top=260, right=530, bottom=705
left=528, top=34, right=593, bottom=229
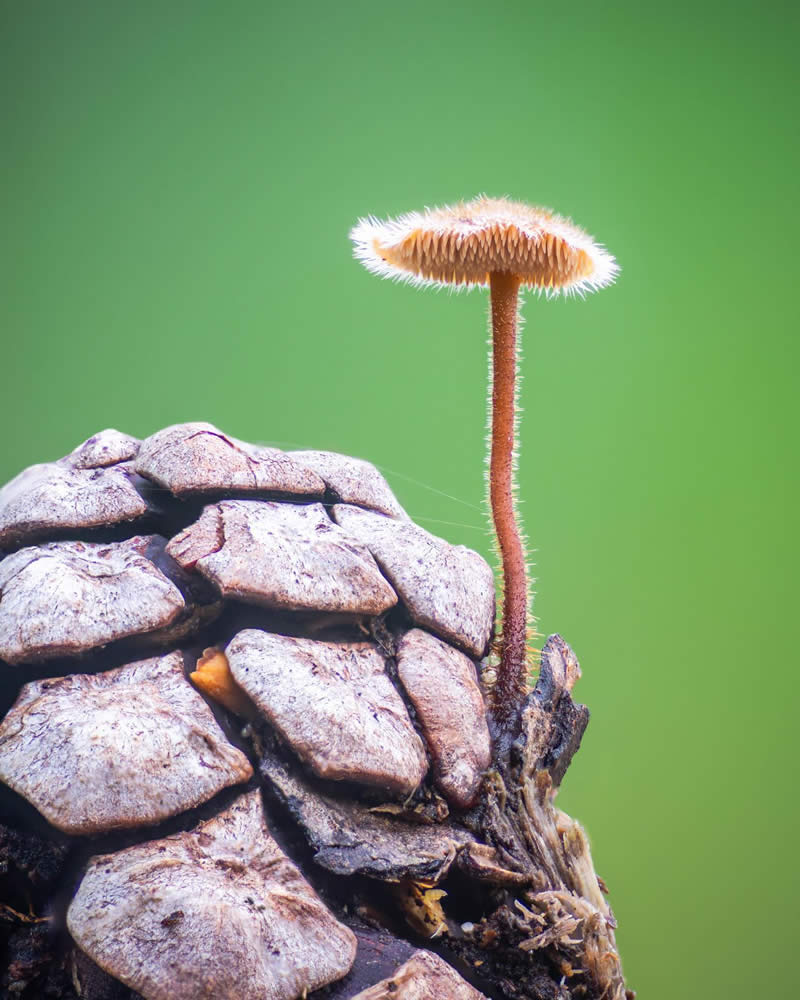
left=488, top=271, right=529, bottom=726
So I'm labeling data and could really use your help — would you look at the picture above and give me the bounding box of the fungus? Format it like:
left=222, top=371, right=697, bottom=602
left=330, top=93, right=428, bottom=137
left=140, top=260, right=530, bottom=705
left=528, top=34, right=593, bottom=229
left=351, top=196, right=617, bottom=727
left=190, top=646, right=256, bottom=719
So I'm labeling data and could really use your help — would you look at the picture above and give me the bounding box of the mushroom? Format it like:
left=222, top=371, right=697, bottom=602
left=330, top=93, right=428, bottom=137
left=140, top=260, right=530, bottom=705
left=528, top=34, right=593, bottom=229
left=350, top=196, right=618, bottom=727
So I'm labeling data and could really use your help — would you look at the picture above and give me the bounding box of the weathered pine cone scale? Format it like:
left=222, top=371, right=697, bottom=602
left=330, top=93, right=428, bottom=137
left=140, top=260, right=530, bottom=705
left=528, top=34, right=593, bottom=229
left=0, top=423, right=628, bottom=1000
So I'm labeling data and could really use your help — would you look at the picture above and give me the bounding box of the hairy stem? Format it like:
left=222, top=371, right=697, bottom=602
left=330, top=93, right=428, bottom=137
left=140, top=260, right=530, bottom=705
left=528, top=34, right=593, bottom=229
left=488, top=271, right=528, bottom=725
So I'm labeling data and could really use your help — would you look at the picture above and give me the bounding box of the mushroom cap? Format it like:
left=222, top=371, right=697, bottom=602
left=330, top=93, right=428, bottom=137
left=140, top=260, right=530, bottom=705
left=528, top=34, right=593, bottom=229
left=350, top=195, right=618, bottom=294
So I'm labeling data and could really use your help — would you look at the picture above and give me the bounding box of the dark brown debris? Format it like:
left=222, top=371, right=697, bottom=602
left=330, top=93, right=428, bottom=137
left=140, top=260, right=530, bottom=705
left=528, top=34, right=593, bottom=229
left=395, top=629, right=491, bottom=809
left=167, top=500, right=398, bottom=615
left=517, top=634, right=589, bottom=788
left=67, top=790, right=357, bottom=1000
left=229, top=630, right=427, bottom=796
left=332, top=505, right=495, bottom=658
left=311, top=923, right=417, bottom=999
left=0, top=652, right=253, bottom=835
left=290, top=450, right=409, bottom=520
left=134, top=421, right=325, bottom=498
left=455, top=842, right=531, bottom=887
left=70, top=949, right=143, bottom=1000
left=260, top=751, right=472, bottom=883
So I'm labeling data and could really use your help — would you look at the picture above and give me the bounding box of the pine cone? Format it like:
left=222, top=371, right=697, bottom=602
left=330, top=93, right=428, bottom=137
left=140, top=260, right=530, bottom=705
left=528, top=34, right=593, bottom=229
left=0, top=423, right=629, bottom=1000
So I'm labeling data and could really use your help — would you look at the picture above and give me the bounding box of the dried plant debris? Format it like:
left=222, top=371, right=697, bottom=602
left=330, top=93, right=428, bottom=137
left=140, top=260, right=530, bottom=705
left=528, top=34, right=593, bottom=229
left=0, top=536, right=217, bottom=664
left=350, top=949, right=488, bottom=1000
left=167, top=500, right=398, bottom=616
left=0, top=652, right=252, bottom=834
left=229, top=630, right=427, bottom=796
left=395, top=629, right=491, bottom=809
left=134, top=421, right=325, bottom=498
left=67, top=790, right=357, bottom=1000
left=455, top=841, right=531, bottom=888
left=0, top=429, right=147, bottom=550
left=290, top=450, right=409, bottom=520
left=332, top=505, right=495, bottom=658
left=260, top=751, right=471, bottom=883
left=518, top=634, right=589, bottom=789
left=463, top=636, right=626, bottom=1000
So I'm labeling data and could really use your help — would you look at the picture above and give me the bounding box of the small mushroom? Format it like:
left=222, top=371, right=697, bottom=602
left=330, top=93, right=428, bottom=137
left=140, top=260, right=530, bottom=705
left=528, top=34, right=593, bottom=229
left=0, top=652, right=253, bottom=834
left=191, top=646, right=257, bottom=719
left=67, top=790, right=357, bottom=1000
left=351, top=197, right=617, bottom=726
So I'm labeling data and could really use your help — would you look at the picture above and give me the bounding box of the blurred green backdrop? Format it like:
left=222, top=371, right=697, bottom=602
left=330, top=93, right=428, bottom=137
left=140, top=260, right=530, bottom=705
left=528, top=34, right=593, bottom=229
left=2, top=1, right=798, bottom=996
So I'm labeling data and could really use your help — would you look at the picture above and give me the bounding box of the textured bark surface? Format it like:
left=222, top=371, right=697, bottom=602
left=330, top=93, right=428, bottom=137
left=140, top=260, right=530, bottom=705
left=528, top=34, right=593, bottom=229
left=0, top=652, right=252, bottom=834
left=450, top=637, right=626, bottom=1000
left=229, top=630, right=427, bottom=795
left=396, top=628, right=491, bottom=809
left=67, top=791, right=357, bottom=1000
left=167, top=501, right=398, bottom=615
left=351, top=950, right=487, bottom=999
left=290, top=450, right=410, bottom=520
left=135, top=422, right=325, bottom=498
left=0, top=537, right=186, bottom=664
left=332, top=504, right=495, bottom=658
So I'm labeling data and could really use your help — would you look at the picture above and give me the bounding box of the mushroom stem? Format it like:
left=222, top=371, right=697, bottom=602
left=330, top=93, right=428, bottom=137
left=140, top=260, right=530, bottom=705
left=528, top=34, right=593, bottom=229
left=488, top=270, right=528, bottom=723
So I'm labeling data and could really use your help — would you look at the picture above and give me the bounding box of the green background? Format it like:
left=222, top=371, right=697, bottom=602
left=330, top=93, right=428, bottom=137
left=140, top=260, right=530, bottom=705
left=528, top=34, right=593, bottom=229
left=2, top=2, right=798, bottom=996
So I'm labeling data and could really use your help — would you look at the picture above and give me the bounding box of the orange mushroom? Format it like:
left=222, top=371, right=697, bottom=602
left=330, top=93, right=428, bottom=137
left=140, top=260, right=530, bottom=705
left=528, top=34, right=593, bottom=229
left=190, top=646, right=257, bottom=719
left=351, top=196, right=618, bottom=728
